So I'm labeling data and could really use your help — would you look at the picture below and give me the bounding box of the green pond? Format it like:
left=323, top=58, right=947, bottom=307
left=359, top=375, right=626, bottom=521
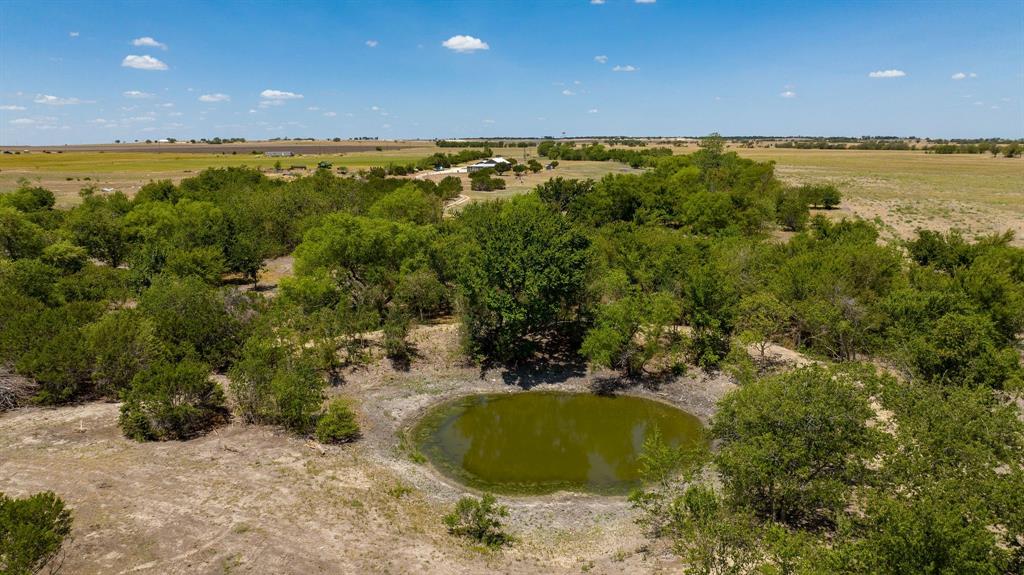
left=412, top=392, right=705, bottom=495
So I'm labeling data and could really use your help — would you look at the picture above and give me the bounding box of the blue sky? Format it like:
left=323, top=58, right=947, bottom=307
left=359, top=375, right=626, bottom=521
left=1, top=0, right=1021, bottom=144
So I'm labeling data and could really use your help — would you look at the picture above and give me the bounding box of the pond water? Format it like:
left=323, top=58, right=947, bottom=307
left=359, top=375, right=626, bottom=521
left=412, top=392, right=705, bottom=495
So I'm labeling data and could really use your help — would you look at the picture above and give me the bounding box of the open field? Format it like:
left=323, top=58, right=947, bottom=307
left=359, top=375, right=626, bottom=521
left=731, top=147, right=1024, bottom=244
left=0, top=323, right=734, bottom=574
left=0, top=143, right=439, bottom=206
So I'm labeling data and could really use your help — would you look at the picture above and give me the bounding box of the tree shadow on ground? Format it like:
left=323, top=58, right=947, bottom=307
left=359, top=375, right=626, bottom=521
left=588, top=369, right=680, bottom=396
left=498, top=359, right=588, bottom=389
left=387, top=343, right=423, bottom=372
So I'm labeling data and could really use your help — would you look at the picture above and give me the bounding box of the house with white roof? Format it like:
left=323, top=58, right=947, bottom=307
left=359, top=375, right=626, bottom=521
left=467, top=156, right=511, bottom=173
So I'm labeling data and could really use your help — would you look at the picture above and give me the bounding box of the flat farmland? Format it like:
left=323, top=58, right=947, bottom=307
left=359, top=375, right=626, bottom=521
left=0, top=142, right=439, bottom=206
left=730, top=147, right=1024, bottom=244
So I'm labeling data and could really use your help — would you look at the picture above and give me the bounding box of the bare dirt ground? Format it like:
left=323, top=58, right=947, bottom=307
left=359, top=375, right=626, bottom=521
left=0, top=323, right=736, bottom=574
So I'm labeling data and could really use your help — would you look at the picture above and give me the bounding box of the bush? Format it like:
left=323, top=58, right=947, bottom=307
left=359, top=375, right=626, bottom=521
left=443, top=493, right=511, bottom=549
left=315, top=398, right=360, bottom=444
left=0, top=491, right=73, bottom=575
left=268, top=366, right=323, bottom=435
left=139, top=275, right=241, bottom=367
left=229, top=336, right=325, bottom=435
left=119, top=360, right=229, bottom=441
left=40, top=241, right=88, bottom=274
left=85, top=309, right=167, bottom=398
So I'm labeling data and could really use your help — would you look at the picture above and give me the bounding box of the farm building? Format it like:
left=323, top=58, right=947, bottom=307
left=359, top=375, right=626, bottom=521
left=466, top=156, right=511, bottom=173
left=265, top=151, right=294, bottom=158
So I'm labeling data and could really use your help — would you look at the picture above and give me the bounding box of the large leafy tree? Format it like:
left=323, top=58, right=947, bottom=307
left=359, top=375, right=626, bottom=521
left=454, top=195, right=591, bottom=362
left=712, top=365, right=880, bottom=527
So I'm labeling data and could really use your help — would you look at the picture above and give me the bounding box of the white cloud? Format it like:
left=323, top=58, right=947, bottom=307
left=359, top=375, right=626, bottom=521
left=612, top=65, right=637, bottom=72
left=69, top=32, right=79, bottom=38
left=370, top=105, right=381, bottom=111
left=323, top=111, right=337, bottom=117
left=365, top=39, right=379, bottom=48
left=34, top=94, right=87, bottom=105
left=636, top=0, right=657, bottom=3
left=307, top=106, right=320, bottom=111
left=442, top=35, right=489, bottom=53
left=0, top=105, right=26, bottom=110
left=780, top=90, right=797, bottom=98
left=951, top=71, right=977, bottom=80
left=594, top=55, right=608, bottom=64
left=132, top=37, right=167, bottom=50
left=89, top=118, right=107, bottom=124
left=122, top=54, right=168, bottom=70
left=868, top=69, right=906, bottom=78
left=10, top=118, right=35, bottom=125
left=591, top=0, right=606, bottom=4
left=588, top=109, right=599, bottom=114
left=199, top=93, right=230, bottom=102
left=123, top=90, right=154, bottom=98
left=260, top=89, right=303, bottom=100
left=482, top=119, right=495, bottom=124
left=562, top=89, right=576, bottom=96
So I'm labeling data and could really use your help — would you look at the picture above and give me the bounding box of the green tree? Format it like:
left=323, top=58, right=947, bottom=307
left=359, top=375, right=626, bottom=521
left=66, top=193, right=131, bottom=267
left=712, top=366, right=879, bottom=527
left=85, top=309, right=167, bottom=398
left=40, top=241, right=88, bottom=274
left=119, top=359, right=229, bottom=441
left=228, top=334, right=325, bottom=435
left=455, top=195, right=591, bottom=362
left=0, top=491, right=73, bottom=575
left=777, top=189, right=810, bottom=232
left=580, top=292, right=682, bottom=378
left=734, top=292, right=789, bottom=367
left=139, top=275, right=243, bottom=367
left=368, top=184, right=442, bottom=225
left=0, top=207, right=46, bottom=260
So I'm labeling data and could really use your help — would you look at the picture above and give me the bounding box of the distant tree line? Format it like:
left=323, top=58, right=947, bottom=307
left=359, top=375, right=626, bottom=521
left=434, top=140, right=534, bottom=148
left=536, top=141, right=673, bottom=167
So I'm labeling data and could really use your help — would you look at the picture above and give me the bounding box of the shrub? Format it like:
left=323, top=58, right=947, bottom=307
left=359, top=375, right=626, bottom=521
left=139, top=275, right=241, bottom=367
left=268, top=366, right=323, bottom=435
left=85, top=309, right=167, bottom=398
left=229, top=336, right=325, bottom=434
left=443, top=493, right=511, bottom=549
left=0, top=491, right=73, bottom=575
left=315, top=399, right=360, bottom=443
left=119, top=360, right=229, bottom=441
left=40, top=241, right=89, bottom=274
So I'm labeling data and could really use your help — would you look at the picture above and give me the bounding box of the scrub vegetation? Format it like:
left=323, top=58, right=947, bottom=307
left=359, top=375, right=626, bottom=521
left=0, top=134, right=1021, bottom=572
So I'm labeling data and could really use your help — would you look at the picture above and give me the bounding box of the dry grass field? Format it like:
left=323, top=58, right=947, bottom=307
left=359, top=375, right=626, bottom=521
left=0, top=142, right=438, bottom=206
left=731, top=147, right=1024, bottom=244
